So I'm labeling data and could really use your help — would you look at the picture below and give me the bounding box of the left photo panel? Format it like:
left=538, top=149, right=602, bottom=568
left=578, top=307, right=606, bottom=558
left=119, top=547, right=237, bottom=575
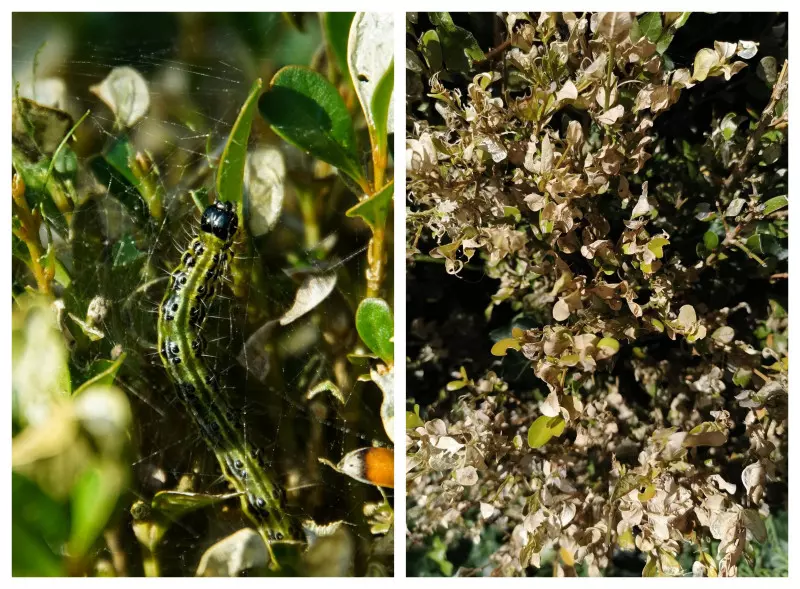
left=11, top=12, right=394, bottom=577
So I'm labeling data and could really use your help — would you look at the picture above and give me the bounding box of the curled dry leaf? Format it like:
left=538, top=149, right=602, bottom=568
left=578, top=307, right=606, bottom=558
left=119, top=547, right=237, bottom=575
left=455, top=466, right=478, bottom=486
left=279, top=271, right=337, bottom=325
left=90, top=66, right=150, bottom=127
left=244, top=147, right=286, bottom=237
left=195, top=528, right=267, bottom=577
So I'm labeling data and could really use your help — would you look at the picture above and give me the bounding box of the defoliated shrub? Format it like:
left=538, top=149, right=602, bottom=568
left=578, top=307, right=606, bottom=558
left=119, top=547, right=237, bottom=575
left=407, top=12, right=787, bottom=577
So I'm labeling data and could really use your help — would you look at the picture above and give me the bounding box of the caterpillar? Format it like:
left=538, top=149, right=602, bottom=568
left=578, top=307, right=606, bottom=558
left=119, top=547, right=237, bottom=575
left=157, top=200, right=299, bottom=564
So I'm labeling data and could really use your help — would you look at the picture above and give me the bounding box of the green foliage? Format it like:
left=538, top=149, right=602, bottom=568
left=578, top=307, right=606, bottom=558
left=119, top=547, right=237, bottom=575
left=12, top=472, right=69, bottom=576
left=406, top=11, right=787, bottom=578
left=356, top=297, right=394, bottom=365
left=347, top=180, right=393, bottom=232
left=526, top=415, right=566, bottom=448
left=69, top=462, right=127, bottom=558
left=369, top=59, right=394, bottom=164
left=259, top=66, right=364, bottom=187
left=217, top=78, right=262, bottom=210
left=12, top=12, right=393, bottom=577
left=322, top=12, right=355, bottom=75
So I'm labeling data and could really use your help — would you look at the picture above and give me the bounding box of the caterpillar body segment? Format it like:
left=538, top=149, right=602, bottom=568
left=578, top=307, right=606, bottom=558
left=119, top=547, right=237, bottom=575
left=157, top=201, right=299, bottom=564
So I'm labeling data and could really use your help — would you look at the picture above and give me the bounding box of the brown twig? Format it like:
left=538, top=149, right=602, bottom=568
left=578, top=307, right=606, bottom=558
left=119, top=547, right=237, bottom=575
left=12, top=173, right=52, bottom=294
left=476, top=38, right=512, bottom=64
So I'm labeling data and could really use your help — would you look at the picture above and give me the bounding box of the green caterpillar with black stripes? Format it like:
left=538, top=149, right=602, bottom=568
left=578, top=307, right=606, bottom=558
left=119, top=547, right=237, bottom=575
left=157, top=200, right=300, bottom=565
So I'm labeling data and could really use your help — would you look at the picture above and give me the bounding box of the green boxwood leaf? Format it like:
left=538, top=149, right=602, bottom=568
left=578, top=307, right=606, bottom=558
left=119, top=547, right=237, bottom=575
left=638, top=484, right=656, bottom=502
left=733, top=367, right=752, bottom=387
left=761, top=195, right=788, bottom=215
left=370, top=59, right=394, bottom=162
left=643, top=554, right=658, bottom=576
left=629, top=18, right=643, bottom=43
left=355, top=297, right=393, bottom=364
left=427, top=536, right=454, bottom=576
left=12, top=472, right=68, bottom=576
left=429, top=12, right=485, bottom=71
left=647, top=236, right=669, bottom=258
left=13, top=520, right=64, bottom=576
left=746, top=233, right=787, bottom=260
left=406, top=410, right=425, bottom=429
left=720, top=112, right=740, bottom=140
left=703, top=230, right=720, bottom=250
left=346, top=180, right=393, bottom=232
left=638, top=13, right=663, bottom=43
left=217, top=78, right=262, bottom=213
left=259, top=66, right=364, bottom=187
left=322, top=12, right=355, bottom=76
left=69, top=461, right=126, bottom=558
left=419, top=30, right=443, bottom=71
left=53, top=145, right=78, bottom=176
left=527, top=415, right=566, bottom=449
left=597, top=337, right=620, bottom=354
left=656, top=30, right=675, bottom=54
left=103, top=137, right=143, bottom=188
left=112, top=234, right=143, bottom=268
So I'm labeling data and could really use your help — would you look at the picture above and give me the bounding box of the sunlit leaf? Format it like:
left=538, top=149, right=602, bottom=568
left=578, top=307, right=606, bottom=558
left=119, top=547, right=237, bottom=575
left=693, top=48, right=718, bottom=81
left=370, top=59, right=394, bottom=162
left=419, top=30, right=443, bottom=71
left=355, top=297, right=393, bottom=364
left=761, top=195, right=787, bottom=215
left=637, top=484, right=656, bottom=502
left=346, top=181, right=393, bottom=232
left=217, top=78, right=262, bottom=212
left=259, top=66, right=364, bottom=186
left=406, top=409, right=424, bottom=430
left=527, top=415, right=566, bottom=449
left=638, top=13, right=663, bottom=43
left=491, top=337, right=520, bottom=356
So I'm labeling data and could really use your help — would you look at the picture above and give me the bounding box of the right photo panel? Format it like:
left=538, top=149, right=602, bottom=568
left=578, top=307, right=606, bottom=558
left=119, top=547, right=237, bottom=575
left=406, top=12, right=788, bottom=578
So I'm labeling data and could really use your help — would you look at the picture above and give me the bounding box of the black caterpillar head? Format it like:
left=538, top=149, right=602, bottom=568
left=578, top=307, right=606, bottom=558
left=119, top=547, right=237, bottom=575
left=200, top=201, right=238, bottom=242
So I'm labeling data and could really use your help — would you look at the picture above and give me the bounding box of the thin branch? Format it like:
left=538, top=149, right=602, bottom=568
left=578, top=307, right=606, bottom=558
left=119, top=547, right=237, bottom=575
left=476, top=38, right=512, bottom=64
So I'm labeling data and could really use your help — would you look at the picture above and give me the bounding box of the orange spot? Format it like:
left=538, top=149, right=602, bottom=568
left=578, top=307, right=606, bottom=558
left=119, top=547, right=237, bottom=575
left=364, top=447, right=394, bottom=488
